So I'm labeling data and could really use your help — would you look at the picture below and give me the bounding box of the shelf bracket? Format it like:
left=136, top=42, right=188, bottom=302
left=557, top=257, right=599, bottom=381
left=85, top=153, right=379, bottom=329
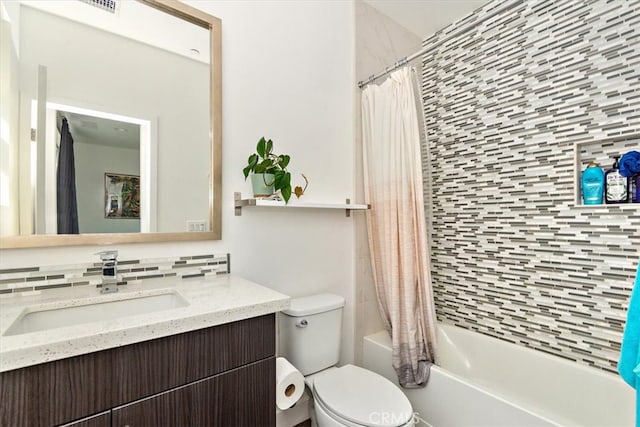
left=234, top=192, right=255, bottom=216
left=344, top=198, right=371, bottom=217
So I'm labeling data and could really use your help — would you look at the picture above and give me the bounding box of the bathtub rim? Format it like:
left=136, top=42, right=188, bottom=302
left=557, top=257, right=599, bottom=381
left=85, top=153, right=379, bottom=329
left=363, top=326, right=629, bottom=427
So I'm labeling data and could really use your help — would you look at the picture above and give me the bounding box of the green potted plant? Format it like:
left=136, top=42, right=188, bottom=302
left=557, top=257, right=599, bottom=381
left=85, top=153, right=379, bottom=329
left=243, top=137, right=292, bottom=203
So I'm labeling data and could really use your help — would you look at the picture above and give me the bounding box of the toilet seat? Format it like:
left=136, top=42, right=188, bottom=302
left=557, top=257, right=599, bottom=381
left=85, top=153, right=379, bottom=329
left=312, top=364, right=413, bottom=427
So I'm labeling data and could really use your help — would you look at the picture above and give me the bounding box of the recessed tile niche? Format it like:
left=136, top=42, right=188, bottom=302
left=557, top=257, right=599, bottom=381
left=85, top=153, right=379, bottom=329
left=574, top=136, right=640, bottom=207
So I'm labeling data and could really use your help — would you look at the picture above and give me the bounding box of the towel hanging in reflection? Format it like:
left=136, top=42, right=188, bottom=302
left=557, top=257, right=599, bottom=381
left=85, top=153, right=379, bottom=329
left=57, top=117, right=79, bottom=234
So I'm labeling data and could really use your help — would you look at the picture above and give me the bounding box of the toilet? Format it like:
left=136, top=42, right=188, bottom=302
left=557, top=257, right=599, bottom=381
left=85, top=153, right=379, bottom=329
left=279, top=293, right=414, bottom=427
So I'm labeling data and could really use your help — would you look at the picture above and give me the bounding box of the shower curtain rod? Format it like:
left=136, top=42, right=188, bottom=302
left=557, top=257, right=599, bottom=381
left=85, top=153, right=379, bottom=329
left=357, top=0, right=524, bottom=89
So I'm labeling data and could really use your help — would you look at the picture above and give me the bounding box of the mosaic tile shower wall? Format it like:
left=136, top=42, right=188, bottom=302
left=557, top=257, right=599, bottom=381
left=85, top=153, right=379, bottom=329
left=421, top=0, right=640, bottom=372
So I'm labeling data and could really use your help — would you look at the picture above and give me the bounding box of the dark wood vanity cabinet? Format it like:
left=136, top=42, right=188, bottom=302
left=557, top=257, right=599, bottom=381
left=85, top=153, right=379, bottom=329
left=112, top=358, right=274, bottom=426
left=0, top=314, right=276, bottom=427
left=59, top=412, right=111, bottom=427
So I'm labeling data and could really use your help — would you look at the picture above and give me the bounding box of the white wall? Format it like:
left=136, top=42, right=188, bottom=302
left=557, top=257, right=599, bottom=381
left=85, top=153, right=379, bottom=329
left=75, top=141, right=140, bottom=234
left=0, top=1, right=358, bottom=365
left=0, top=0, right=21, bottom=237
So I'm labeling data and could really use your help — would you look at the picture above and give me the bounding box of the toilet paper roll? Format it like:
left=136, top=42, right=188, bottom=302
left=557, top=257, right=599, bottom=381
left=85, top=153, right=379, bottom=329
left=275, top=357, right=304, bottom=410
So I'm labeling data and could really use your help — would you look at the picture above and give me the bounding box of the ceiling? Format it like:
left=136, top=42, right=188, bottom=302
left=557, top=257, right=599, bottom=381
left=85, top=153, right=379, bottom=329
left=363, top=0, right=491, bottom=38
left=19, top=1, right=490, bottom=62
left=63, top=111, right=140, bottom=150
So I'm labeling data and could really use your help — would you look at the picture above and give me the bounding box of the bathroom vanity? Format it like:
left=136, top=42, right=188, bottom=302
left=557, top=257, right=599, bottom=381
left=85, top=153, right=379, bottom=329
left=0, top=276, right=289, bottom=426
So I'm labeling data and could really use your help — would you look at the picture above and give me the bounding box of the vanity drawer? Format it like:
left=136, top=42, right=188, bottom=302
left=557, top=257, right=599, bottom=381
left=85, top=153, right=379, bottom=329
left=113, top=313, right=275, bottom=405
left=0, top=314, right=275, bottom=427
left=0, top=350, right=114, bottom=427
left=112, top=358, right=275, bottom=427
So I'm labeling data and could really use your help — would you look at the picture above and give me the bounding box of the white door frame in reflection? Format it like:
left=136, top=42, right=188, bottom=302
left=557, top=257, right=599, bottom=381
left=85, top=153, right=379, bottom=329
left=41, top=101, right=157, bottom=234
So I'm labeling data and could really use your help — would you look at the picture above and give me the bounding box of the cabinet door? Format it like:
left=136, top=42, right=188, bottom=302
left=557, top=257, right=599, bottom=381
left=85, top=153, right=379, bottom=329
left=112, top=358, right=275, bottom=427
left=0, top=350, right=113, bottom=427
left=59, top=411, right=111, bottom=427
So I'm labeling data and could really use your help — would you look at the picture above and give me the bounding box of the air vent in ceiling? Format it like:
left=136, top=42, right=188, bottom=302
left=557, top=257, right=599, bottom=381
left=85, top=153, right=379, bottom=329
left=78, top=0, right=119, bottom=14
left=80, top=120, right=98, bottom=129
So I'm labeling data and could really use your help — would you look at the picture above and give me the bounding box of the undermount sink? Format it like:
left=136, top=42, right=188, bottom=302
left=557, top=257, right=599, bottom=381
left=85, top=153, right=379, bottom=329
left=3, top=291, right=189, bottom=336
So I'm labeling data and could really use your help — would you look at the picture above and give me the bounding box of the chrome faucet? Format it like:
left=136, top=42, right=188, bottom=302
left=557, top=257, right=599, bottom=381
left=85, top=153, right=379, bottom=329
left=96, top=250, right=119, bottom=294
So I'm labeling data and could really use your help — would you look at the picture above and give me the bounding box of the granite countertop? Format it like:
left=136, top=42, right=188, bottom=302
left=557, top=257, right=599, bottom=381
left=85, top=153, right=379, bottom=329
left=0, top=275, right=290, bottom=372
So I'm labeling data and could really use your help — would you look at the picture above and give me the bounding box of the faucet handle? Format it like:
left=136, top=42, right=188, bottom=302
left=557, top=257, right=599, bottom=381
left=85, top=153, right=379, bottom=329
left=96, top=251, right=118, bottom=281
left=95, top=250, right=118, bottom=261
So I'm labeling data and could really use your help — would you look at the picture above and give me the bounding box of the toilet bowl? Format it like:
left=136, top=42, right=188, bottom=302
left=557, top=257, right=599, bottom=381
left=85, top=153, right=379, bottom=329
left=279, top=294, right=414, bottom=427
left=307, top=365, right=414, bottom=427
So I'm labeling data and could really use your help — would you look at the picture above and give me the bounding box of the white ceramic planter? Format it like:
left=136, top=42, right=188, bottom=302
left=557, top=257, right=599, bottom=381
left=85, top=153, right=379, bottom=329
left=251, top=173, right=275, bottom=197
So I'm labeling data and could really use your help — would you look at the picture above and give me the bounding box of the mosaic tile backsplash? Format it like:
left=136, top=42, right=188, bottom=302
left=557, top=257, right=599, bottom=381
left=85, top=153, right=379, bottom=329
left=421, top=0, right=640, bottom=372
left=0, top=253, right=229, bottom=294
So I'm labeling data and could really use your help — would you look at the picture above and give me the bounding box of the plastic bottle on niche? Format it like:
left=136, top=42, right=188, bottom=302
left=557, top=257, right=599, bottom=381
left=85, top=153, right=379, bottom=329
left=605, top=155, right=629, bottom=204
left=632, top=174, right=640, bottom=203
left=581, top=162, right=604, bottom=205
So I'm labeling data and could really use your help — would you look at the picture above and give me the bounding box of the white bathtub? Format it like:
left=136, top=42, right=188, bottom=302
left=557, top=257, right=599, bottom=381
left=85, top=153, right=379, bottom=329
left=363, top=324, right=634, bottom=427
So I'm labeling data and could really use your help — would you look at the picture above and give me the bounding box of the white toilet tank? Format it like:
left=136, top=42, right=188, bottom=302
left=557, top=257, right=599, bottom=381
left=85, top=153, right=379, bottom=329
left=279, top=293, right=345, bottom=376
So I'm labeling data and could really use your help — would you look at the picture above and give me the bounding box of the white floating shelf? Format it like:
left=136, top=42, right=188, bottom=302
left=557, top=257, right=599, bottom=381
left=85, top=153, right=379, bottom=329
left=234, top=192, right=369, bottom=217
left=252, top=199, right=369, bottom=209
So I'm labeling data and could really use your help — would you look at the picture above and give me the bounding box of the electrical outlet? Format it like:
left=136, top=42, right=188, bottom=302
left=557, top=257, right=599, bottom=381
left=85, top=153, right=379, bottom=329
left=186, top=220, right=207, bottom=232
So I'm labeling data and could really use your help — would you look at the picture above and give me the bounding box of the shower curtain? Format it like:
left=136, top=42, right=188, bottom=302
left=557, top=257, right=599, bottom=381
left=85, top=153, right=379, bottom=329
left=57, top=117, right=79, bottom=234
left=361, top=66, right=437, bottom=388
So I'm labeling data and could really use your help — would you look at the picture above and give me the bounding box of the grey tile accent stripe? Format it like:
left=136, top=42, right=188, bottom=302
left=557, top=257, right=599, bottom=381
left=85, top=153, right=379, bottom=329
left=0, top=253, right=230, bottom=294
left=421, top=0, right=640, bottom=373
left=0, top=267, right=39, bottom=274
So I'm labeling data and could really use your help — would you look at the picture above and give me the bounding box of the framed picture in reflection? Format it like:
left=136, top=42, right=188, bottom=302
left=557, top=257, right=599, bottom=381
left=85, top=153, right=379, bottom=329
left=104, top=173, right=140, bottom=219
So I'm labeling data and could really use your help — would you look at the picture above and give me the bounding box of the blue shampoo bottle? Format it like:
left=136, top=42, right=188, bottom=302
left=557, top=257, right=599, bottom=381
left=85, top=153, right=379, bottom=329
left=582, top=162, right=604, bottom=205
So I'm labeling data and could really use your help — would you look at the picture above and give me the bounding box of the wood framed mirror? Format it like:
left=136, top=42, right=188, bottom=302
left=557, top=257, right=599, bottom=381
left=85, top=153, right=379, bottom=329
left=0, top=0, right=221, bottom=248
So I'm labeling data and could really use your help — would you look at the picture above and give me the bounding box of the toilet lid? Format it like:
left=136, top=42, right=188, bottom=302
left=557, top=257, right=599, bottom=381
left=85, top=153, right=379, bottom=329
left=313, top=364, right=413, bottom=427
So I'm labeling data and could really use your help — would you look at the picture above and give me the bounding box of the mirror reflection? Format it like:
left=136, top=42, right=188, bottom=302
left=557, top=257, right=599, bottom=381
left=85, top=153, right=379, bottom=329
left=0, top=0, right=220, bottom=245
left=59, top=110, right=142, bottom=234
